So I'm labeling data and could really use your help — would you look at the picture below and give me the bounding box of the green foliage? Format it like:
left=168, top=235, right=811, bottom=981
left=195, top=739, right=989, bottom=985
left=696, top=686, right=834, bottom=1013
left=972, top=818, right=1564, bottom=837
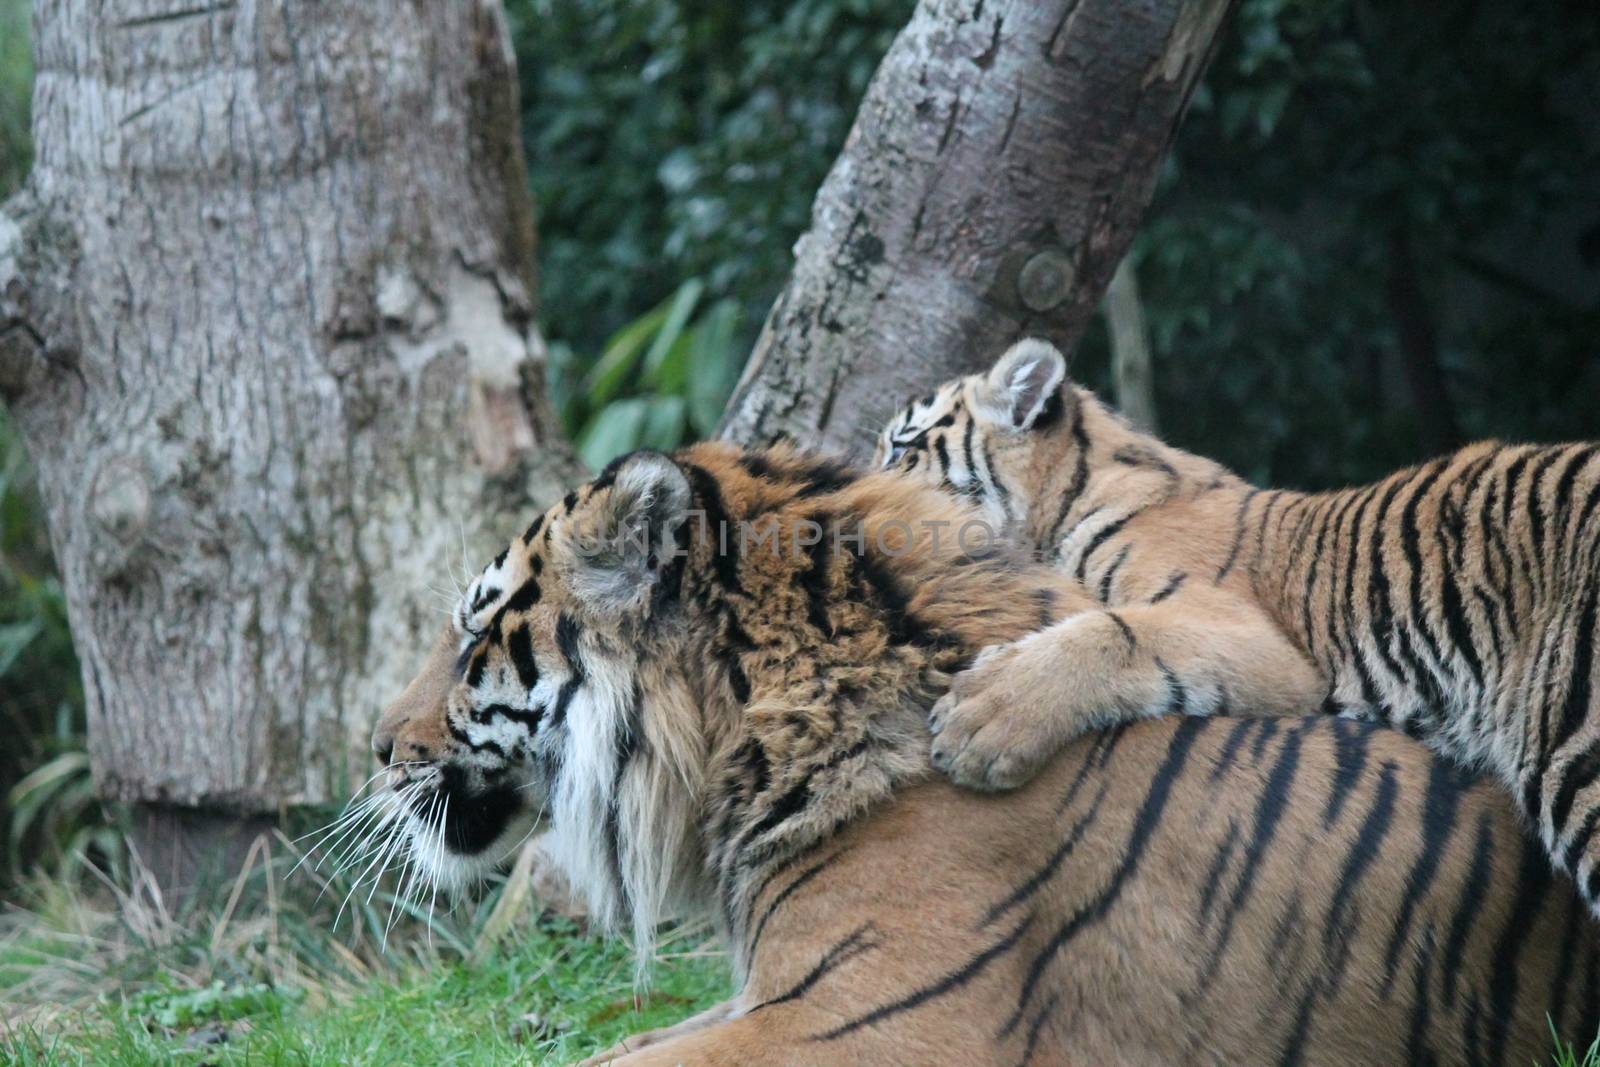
left=1072, top=0, right=1600, bottom=489
left=0, top=0, right=28, bottom=198
left=0, top=409, right=99, bottom=884
left=550, top=278, right=746, bottom=466
left=510, top=0, right=911, bottom=363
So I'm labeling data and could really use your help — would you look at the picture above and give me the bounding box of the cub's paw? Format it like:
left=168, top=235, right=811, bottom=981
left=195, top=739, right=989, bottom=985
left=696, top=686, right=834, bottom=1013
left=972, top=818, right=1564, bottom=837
left=928, top=639, right=1060, bottom=791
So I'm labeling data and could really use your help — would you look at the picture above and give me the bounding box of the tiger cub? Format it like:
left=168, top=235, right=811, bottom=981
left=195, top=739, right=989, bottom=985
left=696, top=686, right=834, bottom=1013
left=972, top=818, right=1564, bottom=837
left=878, top=339, right=1600, bottom=913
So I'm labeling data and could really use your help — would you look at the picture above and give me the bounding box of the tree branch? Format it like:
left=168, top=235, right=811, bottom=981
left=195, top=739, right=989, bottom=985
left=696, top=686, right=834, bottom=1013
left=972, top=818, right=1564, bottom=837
left=720, top=0, right=1234, bottom=455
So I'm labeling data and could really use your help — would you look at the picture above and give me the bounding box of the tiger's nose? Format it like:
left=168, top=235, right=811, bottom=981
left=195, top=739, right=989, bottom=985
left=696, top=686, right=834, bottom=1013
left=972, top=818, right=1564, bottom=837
left=371, top=729, right=394, bottom=767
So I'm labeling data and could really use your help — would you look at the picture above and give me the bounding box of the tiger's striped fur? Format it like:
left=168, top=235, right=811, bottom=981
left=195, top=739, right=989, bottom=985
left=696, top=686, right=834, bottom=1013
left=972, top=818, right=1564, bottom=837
left=372, top=442, right=1594, bottom=1065
left=877, top=338, right=1600, bottom=916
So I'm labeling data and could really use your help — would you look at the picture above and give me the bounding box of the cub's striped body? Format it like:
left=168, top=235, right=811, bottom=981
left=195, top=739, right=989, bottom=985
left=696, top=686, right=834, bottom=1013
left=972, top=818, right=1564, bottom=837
left=879, top=338, right=1600, bottom=916
left=371, top=442, right=1592, bottom=1064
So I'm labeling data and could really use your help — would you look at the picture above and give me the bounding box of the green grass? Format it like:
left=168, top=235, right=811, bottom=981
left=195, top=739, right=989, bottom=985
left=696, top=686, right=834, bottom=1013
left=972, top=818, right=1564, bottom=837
left=0, top=826, right=729, bottom=1067
left=0, top=919, right=728, bottom=1066
left=0, top=830, right=1593, bottom=1067
left=1549, top=1018, right=1600, bottom=1067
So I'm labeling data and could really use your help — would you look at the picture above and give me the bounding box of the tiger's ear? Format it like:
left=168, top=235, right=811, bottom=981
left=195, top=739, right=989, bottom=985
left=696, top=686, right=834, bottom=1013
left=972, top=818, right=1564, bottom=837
left=976, top=339, right=1067, bottom=430
left=568, top=450, right=691, bottom=615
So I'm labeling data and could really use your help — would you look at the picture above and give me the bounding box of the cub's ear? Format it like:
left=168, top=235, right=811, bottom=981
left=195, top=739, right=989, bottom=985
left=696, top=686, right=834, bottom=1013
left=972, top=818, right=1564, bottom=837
left=568, top=450, right=691, bottom=615
left=976, top=339, right=1067, bottom=430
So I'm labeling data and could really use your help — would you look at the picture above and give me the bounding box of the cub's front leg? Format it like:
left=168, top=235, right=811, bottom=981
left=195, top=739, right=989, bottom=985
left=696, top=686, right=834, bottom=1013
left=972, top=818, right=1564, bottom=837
left=928, top=591, right=1323, bottom=790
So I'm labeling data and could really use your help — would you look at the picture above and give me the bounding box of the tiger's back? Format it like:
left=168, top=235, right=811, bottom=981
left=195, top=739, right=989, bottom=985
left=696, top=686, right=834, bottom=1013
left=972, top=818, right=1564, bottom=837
left=632, top=715, right=1595, bottom=1066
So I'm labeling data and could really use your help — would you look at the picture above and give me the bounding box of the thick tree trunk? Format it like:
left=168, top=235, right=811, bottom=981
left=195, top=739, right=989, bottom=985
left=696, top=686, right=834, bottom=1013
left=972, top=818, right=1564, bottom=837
left=1106, top=254, right=1158, bottom=433
left=720, top=0, right=1231, bottom=455
left=0, top=0, right=578, bottom=816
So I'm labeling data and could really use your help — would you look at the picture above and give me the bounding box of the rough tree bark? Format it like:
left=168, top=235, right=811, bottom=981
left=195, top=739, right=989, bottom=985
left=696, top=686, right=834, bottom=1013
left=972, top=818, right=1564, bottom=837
left=0, top=0, right=577, bottom=870
left=720, top=0, right=1232, bottom=455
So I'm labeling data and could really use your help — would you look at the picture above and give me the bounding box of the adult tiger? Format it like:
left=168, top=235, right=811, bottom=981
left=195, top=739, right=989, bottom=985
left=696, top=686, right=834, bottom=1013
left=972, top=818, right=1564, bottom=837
left=369, top=443, right=1592, bottom=1065
left=877, top=338, right=1600, bottom=918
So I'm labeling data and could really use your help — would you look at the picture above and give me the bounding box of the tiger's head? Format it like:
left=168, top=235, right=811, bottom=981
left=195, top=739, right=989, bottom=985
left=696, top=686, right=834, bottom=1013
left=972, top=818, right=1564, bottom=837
left=874, top=339, right=1070, bottom=538
left=366, top=440, right=1077, bottom=968
left=368, top=449, right=709, bottom=942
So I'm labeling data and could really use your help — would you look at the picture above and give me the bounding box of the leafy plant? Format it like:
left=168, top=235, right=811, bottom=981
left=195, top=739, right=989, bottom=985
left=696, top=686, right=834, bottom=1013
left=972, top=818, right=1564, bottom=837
left=1, top=409, right=103, bottom=885
left=550, top=278, right=746, bottom=468
left=510, top=0, right=911, bottom=362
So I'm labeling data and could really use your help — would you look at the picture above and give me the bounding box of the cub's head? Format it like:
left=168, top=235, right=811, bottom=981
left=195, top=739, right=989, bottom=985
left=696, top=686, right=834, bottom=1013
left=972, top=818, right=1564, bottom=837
left=368, top=451, right=706, bottom=937
left=875, top=339, right=1069, bottom=533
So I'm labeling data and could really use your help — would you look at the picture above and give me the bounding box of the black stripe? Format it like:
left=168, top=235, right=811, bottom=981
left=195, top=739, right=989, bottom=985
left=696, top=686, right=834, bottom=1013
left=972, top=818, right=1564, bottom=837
left=1525, top=445, right=1571, bottom=556
left=1441, top=813, right=1494, bottom=1008
left=1198, top=817, right=1241, bottom=923
left=980, top=435, right=1012, bottom=513
left=1017, top=992, right=1060, bottom=1067
left=1323, top=717, right=1373, bottom=828
left=1210, top=718, right=1258, bottom=781
left=1156, top=657, right=1187, bottom=715
left=1105, top=612, right=1136, bottom=650
left=1249, top=490, right=1288, bottom=586
left=756, top=923, right=878, bottom=1011
left=1216, top=490, right=1261, bottom=581
left=1002, top=717, right=1207, bottom=1036
left=683, top=463, right=742, bottom=594
left=747, top=854, right=838, bottom=961
left=1098, top=544, right=1132, bottom=602
left=505, top=624, right=539, bottom=689
left=1396, top=458, right=1454, bottom=705
left=1308, top=491, right=1351, bottom=653
left=1548, top=736, right=1600, bottom=845
left=1045, top=393, right=1092, bottom=547
left=1335, top=485, right=1384, bottom=707
left=1074, top=515, right=1133, bottom=583
left=503, top=577, right=542, bottom=614
left=1552, top=579, right=1600, bottom=757
left=1381, top=758, right=1465, bottom=992
left=1365, top=472, right=1420, bottom=708
left=1197, top=721, right=1305, bottom=986
left=1548, top=892, right=1586, bottom=1043
left=981, top=780, right=1109, bottom=927
left=814, top=915, right=1034, bottom=1040
left=1483, top=838, right=1554, bottom=1067
left=603, top=681, right=644, bottom=921
left=1150, top=571, right=1187, bottom=604
left=1405, top=927, right=1440, bottom=1067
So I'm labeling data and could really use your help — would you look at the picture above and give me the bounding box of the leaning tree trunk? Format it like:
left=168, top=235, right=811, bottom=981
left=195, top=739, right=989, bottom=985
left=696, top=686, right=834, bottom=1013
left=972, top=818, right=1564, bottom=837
left=720, top=0, right=1231, bottom=454
left=0, top=0, right=577, bottom=878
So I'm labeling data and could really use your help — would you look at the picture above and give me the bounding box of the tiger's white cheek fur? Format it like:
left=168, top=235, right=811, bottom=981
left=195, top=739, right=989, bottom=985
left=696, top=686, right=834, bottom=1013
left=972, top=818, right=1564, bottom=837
left=541, top=653, right=641, bottom=928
